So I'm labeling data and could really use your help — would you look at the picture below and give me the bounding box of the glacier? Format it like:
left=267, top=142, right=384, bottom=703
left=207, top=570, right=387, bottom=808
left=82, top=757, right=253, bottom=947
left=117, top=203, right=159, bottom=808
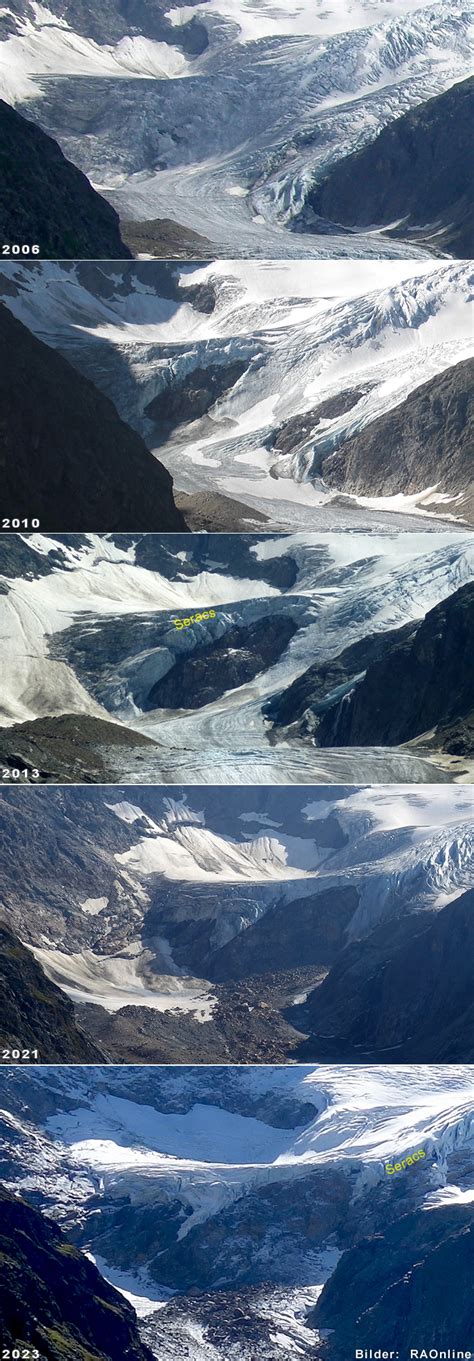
left=1, top=0, right=472, bottom=256
left=0, top=1064, right=473, bottom=1358
left=0, top=529, right=473, bottom=785
left=1, top=258, right=471, bottom=530
left=0, top=782, right=472, bottom=1039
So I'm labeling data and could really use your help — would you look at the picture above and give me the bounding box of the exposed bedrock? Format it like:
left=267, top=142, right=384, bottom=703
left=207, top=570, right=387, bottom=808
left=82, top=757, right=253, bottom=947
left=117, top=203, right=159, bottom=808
left=267, top=583, right=474, bottom=755
left=294, top=888, right=474, bottom=1063
left=145, top=615, right=299, bottom=711
left=0, top=305, right=186, bottom=530
left=0, top=97, right=131, bottom=260
left=269, top=388, right=366, bottom=458
left=145, top=359, right=248, bottom=438
left=317, top=581, right=474, bottom=749
left=312, top=1205, right=474, bottom=1361
left=320, top=357, right=474, bottom=522
left=303, top=77, right=474, bottom=258
left=204, top=886, right=359, bottom=981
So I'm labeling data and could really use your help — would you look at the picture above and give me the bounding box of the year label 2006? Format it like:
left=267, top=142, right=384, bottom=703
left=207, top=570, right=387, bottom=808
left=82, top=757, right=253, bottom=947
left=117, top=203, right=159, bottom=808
left=1, top=245, right=40, bottom=256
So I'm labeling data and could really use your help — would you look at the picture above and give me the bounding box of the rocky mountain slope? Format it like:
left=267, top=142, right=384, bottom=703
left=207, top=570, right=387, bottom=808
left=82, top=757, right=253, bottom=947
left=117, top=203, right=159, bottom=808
left=266, top=577, right=474, bottom=758
left=0, top=1065, right=473, bottom=1360
left=0, top=1184, right=155, bottom=1361
left=0, top=0, right=209, bottom=54
left=321, top=355, right=474, bottom=523
left=0, top=923, right=104, bottom=1063
left=315, top=581, right=474, bottom=752
left=0, top=306, right=186, bottom=530
left=1, top=259, right=472, bottom=531
left=293, top=888, right=474, bottom=1063
left=0, top=784, right=472, bottom=1064
left=311, top=1202, right=474, bottom=1361
left=305, top=76, right=474, bottom=258
left=0, top=98, right=131, bottom=258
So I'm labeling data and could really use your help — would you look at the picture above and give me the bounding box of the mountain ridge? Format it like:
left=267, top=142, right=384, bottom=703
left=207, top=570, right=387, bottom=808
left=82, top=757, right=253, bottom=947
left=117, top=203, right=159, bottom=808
left=0, top=305, right=187, bottom=530
left=0, top=98, right=131, bottom=259
left=0, top=1183, right=156, bottom=1361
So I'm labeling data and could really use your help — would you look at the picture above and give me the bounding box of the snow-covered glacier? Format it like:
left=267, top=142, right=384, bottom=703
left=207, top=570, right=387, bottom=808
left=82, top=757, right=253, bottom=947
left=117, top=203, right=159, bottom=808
left=1, top=258, right=472, bottom=531
left=0, top=0, right=472, bottom=256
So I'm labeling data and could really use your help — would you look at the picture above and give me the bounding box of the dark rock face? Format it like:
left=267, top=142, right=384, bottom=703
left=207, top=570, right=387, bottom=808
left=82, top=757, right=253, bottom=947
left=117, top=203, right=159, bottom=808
left=145, top=360, right=248, bottom=438
left=311, top=1205, right=474, bottom=1361
left=0, top=924, right=104, bottom=1063
left=0, top=535, right=66, bottom=582
left=436, top=711, right=474, bottom=756
left=103, top=1172, right=349, bottom=1293
left=146, top=616, right=298, bottom=710
left=321, top=357, right=474, bottom=523
left=305, top=77, right=474, bottom=257
left=0, top=305, right=187, bottom=531
left=208, top=886, right=359, bottom=980
left=271, top=389, right=366, bottom=457
left=317, top=581, right=474, bottom=749
left=296, top=889, right=474, bottom=1062
left=0, top=1184, right=156, bottom=1361
left=0, top=98, right=131, bottom=260
left=130, top=531, right=299, bottom=590
left=267, top=583, right=474, bottom=755
left=265, top=621, right=416, bottom=735
left=3, top=0, right=208, bottom=51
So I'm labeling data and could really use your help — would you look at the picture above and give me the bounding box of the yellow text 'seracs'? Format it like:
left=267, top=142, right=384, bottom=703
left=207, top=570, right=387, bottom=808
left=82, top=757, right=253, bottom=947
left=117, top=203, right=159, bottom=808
left=173, top=610, right=217, bottom=630
left=385, top=1149, right=427, bottom=1174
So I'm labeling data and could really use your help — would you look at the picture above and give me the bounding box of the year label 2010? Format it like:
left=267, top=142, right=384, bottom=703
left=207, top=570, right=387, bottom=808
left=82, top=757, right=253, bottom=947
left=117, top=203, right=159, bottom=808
left=2, top=519, right=40, bottom=530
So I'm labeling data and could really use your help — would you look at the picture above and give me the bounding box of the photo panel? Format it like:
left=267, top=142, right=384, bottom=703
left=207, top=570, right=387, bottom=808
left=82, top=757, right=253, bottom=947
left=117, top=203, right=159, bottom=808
left=0, top=1063, right=473, bottom=1360
left=0, top=783, right=472, bottom=1066
left=0, top=2, right=473, bottom=1359
left=0, top=1, right=472, bottom=260
left=1, top=259, right=473, bottom=532
left=0, top=530, right=472, bottom=785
